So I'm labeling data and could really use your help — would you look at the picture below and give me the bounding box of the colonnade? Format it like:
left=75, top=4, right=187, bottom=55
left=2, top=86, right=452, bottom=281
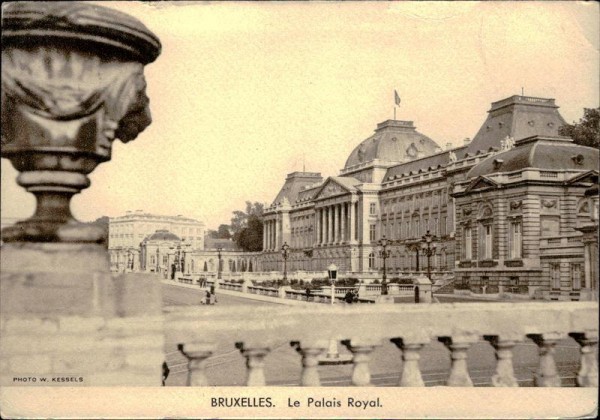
left=263, top=219, right=280, bottom=251
left=315, top=201, right=357, bottom=246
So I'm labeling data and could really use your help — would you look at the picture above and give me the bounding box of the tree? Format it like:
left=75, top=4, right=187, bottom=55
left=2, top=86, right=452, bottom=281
left=89, top=216, right=109, bottom=248
left=231, top=201, right=264, bottom=251
left=559, top=107, right=599, bottom=149
left=207, top=224, right=232, bottom=239
left=235, top=214, right=264, bottom=251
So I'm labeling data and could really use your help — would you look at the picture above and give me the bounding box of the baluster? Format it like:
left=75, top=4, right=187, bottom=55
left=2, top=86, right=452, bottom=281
left=569, top=332, right=599, bottom=387
left=527, top=333, right=562, bottom=387
left=178, top=342, right=216, bottom=386
left=390, top=337, right=429, bottom=387
left=342, top=339, right=381, bottom=386
left=236, top=342, right=270, bottom=386
left=290, top=340, right=328, bottom=386
left=439, top=335, right=477, bottom=386
left=483, top=335, right=521, bottom=387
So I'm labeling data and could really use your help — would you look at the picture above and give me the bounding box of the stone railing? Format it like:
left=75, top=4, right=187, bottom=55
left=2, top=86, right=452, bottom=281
left=168, top=301, right=598, bottom=387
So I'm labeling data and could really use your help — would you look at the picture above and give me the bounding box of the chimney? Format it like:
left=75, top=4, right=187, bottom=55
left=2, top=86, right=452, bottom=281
left=446, top=142, right=453, bottom=150
left=463, top=137, right=471, bottom=145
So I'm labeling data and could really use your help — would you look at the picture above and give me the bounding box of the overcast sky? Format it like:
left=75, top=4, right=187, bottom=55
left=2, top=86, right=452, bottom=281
left=1, top=1, right=598, bottom=229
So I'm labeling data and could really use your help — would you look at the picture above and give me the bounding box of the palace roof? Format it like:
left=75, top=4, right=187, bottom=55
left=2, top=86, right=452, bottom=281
left=468, top=136, right=599, bottom=178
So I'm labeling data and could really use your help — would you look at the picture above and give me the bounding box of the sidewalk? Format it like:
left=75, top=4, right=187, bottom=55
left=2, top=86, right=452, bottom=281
left=161, top=279, right=313, bottom=306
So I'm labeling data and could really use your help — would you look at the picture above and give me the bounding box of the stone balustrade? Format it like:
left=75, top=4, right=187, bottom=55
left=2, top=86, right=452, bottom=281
left=167, top=302, right=597, bottom=387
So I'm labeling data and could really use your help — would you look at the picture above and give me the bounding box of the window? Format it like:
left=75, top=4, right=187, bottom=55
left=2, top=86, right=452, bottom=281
left=442, top=216, right=447, bottom=236
left=550, top=263, right=561, bottom=289
left=571, top=264, right=582, bottom=290
left=369, top=203, right=376, bottom=215
left=433, top=217, right=438, bottom=235
left=464, top=227, right=472, bottom=260
left=540, top=216, right=560, bottom=236
left=479, top=223, right=492, bottom=259
left=509, top=220, right=522, bottom=259
left=369, top=224, right=376, bottom=241
left=368, top=253, right=375, bottom=269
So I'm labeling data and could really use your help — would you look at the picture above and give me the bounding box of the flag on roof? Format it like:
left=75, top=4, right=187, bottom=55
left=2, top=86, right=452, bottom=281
left=394, top=90, right=401, bottom=106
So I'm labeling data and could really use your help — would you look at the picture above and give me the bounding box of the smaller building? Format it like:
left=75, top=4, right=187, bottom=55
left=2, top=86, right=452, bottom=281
left=452, top=135, right=598, bottom=300
left=109, top=210, right=205, bottom=272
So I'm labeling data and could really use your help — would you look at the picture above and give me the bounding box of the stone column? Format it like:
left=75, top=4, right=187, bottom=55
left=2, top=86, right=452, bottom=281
left=569, top=332, right=599, bottom=387
left=439, top=335, right=477, bottom=386
left=349, top=200, right=357, bottom=243
left=236, top=342, right=271, bottom=386
left=484, top=335, right=521, bottom=387
left=291, top=340, right=328, bottom=386
left=0, top=1, right=162, bottom=387
left=179, top=342, right=216, bottom=386
left=315, top=209, right=321, bottom=246
left=390, top=336, right=429, bottom=387
left=263, top=220, right=267, bottom=251
left=322, top=208, right=327, bottom=244
left=342, top=339, right=381, bottom=386
left=341, top=203, right=346, bottom=242
left=527, top=333, right=562, bottom=387
left=328, top=206, right=334, bottom=244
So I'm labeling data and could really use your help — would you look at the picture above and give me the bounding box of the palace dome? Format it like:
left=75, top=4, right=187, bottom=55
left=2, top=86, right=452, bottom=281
left=144, top=229, right=180, bottom=242
left=344, top=120, right=440, bottom=169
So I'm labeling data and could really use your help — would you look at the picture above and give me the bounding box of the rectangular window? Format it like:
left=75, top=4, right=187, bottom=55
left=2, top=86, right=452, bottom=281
left=464, top=227, right=472, bottom=260
left=369, top=203, right=376, bottom=215
left=433, top=217, right=438, bottom=235
left=571, top=263, right=582, bottom=290
left=550, top=263, right=561, bottom=289
left=479, top=224, right=492, bottom=259
left=424, top=217, right=429, bottom=234
left=509, top=220, right=522, bottom=259
left=442, top=216, right=447, bottom=236
left=369, top=224, right=376, bottom=241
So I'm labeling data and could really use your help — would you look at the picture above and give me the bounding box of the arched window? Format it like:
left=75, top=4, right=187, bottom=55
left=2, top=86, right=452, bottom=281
left=368, top=253, right=375, bottom=270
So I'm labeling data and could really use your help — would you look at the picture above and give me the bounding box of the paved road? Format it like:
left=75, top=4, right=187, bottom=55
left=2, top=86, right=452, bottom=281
left=162, top=283, right=581, bottom=387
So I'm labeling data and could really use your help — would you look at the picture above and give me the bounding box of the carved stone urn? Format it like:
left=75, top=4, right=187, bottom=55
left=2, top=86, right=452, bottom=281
left=1, top=2, right=161, bottom=243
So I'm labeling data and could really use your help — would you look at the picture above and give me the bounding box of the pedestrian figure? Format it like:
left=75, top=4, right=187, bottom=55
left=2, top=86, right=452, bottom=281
left=344, top=290, right=355, bottom=304
left=162, top=361, right=170, bottom=386
left=205, top=290, right=211, bottom=305
left=305, top=287, right=311, bottom=302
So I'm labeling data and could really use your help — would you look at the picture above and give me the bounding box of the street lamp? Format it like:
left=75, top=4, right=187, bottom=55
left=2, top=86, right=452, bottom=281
left=281, top=242, right=290, bottom=282
left=377, top=235, right=392, bottom=295
left=216, top=247, right=223, bottom=280
left=421, top=230, right=437, bottom=282
left=327, top=263, right=338, bottom=305
left=181, top=243, right=191, bottom=275
left=319, top=262, right=351, bottom=364
left=155, top=247, right=160, bottom=273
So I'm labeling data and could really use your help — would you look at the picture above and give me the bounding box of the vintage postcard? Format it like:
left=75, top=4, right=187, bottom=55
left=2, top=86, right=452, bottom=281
left=0, top=1, right=598, bottom=419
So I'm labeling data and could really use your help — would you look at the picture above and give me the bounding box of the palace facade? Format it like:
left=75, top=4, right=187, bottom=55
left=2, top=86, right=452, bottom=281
left=261, top=95, right=599, bottom=300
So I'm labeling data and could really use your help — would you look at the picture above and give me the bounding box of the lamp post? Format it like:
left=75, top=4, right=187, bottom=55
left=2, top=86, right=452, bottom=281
left=319, top=263, right=351, bottom=364
left=182, top=243, right=191, bottom=275
left=377, top=236, right=392, bottom=295
left=156, top=247, right=160, bottom=273
left=281, top=242, right=290, bottom=282
left=216, top=247, right=223, bottom=280
left=328, top=263, right=338, bottom=305
left=421, top=230, right=437, bottom=282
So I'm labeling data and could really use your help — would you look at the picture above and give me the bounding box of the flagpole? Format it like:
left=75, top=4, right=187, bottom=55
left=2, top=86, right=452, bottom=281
left=394, top=106, right=396, bottom=120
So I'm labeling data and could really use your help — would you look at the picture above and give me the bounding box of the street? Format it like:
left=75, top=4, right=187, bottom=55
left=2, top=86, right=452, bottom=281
left=162, top=283, right=581, bottom=387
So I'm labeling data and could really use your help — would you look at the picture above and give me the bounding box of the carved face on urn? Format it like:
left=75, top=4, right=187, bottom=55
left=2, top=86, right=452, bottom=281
left=0, top=2, right=161, bottom=243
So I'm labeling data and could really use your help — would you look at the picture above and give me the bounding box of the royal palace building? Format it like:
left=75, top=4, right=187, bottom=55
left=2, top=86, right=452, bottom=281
left=261, top=95, right=599, bottom=300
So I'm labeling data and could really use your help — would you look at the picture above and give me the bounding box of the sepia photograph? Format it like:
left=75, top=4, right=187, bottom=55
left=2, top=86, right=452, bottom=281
left=0, top=1, right=598, bottom=418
